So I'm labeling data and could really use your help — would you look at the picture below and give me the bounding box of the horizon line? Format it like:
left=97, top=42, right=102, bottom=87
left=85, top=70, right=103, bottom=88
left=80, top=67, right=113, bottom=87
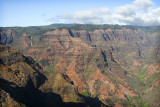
left=0, top=23, right=160, bottom=28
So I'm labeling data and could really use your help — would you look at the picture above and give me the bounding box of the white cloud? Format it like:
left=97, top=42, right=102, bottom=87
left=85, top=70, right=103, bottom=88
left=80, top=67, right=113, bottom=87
left=48, top=0, right=160, bottom=26
left=133, top=0, right=153, bottom=10
left=115, top=6, right=160, bottom=26
left=115, top=4, right=135, bottom=16
left=58, top=8, right=110, bottom=24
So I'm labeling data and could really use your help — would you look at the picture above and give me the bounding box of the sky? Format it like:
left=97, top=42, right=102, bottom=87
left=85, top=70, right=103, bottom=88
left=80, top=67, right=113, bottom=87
left=0, top=0, right=160, bottom=27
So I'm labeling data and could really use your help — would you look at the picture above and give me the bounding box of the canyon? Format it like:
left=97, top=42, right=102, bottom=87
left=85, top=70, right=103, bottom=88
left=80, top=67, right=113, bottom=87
left=0, top=24, right=160, bottom=107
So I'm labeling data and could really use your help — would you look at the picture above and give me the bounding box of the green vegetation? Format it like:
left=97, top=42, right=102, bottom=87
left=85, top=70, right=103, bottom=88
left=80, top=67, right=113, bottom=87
left=112, top=97, right=129, bottom=106
left=139, top=69, right=146, bottom=81
left=112, top=96, right=150, bottom=107
left=80, top=91, right=91, bottom=97
left=40, top=59, right=49, bottom=67
left=93, top=80, right=101, bottom=96
left=94, top=80, right=100, bottom=91
left=125, top=55, right=133, bottom=64
left=45, top=63, right=55, bottom=73
left=115, top=42, right=121, bottom=48
left=14, top=46, right=24, bottom=52
left=63, top=24, right=137, bottom=31
left=0, top=26, right=56, bottom=39
left=136, top=98, right=149, bottom=107
left=119, top=99, right=129, bottom=106
left=136, top=26, right=160, bottom=33
left=105, top=98, right=114, bottom=106
left=1, top=24, right=159, bottom=38
left=84, top=64, right=96, bottom=77
left=129, top=96, right=150, bottom=107
left=143, top=102, right=149, bottom=107
left=84, top=71, right=92, bottom=77
left=45, top=60, right=59, bottom=73
left=121, top=53, right=133, bottom=65
left=147, top=72, right=160, bottom=82
left=80, top=91, right=100, bottom=99
left=138, top=64, right=148, bottom=82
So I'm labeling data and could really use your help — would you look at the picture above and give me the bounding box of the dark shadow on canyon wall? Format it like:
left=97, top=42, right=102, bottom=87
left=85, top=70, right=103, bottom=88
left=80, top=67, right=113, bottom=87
left=0, top=78, right=107, bottom=107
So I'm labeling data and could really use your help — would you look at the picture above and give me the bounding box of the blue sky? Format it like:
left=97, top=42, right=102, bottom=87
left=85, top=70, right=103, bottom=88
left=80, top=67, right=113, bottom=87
left=0, top=0, right=160, bottom=27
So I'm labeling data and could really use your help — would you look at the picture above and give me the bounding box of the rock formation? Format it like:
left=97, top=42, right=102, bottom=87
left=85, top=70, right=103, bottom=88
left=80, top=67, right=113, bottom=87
left=1, top=45, right=105, bottom=107
left=0, top=25, right=160, bottom=107
left=0, top=29, right=15, bottom=45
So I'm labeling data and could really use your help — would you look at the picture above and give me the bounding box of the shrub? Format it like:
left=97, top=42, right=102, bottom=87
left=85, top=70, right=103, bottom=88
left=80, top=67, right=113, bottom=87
left=40, top=59, right=49, bottom=67
left=80, top=91, right=91, bottom=97
left=105, top=98, right=114, bottom=106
